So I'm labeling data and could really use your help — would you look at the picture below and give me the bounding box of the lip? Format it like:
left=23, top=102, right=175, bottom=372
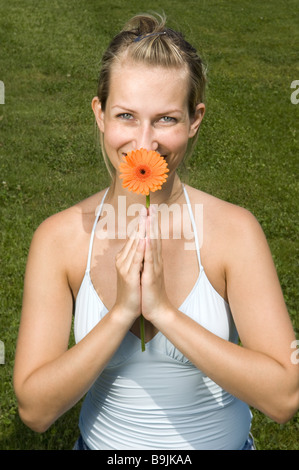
left=121, top=151, right=168, bottom=163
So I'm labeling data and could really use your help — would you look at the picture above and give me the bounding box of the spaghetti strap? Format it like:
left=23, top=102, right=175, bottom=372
left=182, top=185, right=203, bottom=270
left=86, top=188, right=109, bottom=273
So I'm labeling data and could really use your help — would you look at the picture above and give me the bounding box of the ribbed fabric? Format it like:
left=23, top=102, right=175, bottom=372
left=74, top=186, right=252, bottom=450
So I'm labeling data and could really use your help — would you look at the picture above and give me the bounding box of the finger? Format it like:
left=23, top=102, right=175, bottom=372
left=148, top=205, right=162, bottom=266
left=127, top=218, right=140, bottom=240
left=117, top=230, right=138, bottom=264
left=153, top=206, right=162, bottom=262
left=148, top=205, right=158, bottom=240
left=124, top=208, right=146, bottom=270
left=144, top=214, right=157, bottom=274
left=143, top=235, right=154, bottom=278
left=116, top=204, right=147, bottom=272
left=128, top=238, right=146, bottom=277
left=123, top=235, right=144, bottom=273
left=137, top=206, right=147, bottom=239
left=157, top=223, right=162, bottom=263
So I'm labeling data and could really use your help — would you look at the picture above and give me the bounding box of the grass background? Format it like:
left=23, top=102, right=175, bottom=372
left=0, top=0, right=298, bottom=450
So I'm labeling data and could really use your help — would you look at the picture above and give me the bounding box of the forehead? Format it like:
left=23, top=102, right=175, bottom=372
left=107, top=58, right=190, bottom=110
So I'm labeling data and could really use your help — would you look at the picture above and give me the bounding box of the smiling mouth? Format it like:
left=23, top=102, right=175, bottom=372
left=122, top=152, right=167, bottom=160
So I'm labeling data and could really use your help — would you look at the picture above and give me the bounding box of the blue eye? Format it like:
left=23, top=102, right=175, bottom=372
left=161, top=116, right=176, bottom=123
left=118, top=113, right=133, bottom=120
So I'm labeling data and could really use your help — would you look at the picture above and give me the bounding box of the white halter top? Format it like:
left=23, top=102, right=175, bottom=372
left=74, top=186, right=252, bottom=450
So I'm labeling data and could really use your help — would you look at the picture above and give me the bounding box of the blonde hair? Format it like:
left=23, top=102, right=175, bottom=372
left=96, top=13, right=206, bottom=177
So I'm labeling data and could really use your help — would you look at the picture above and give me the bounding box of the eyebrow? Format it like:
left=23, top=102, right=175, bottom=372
left=157, top=109, right=184, bottom=116
left=112, top=105, right=184, bottom=115
left=111, top=105, right=135, bottom=112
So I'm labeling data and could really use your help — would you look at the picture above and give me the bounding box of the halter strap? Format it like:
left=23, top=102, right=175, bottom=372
left=182, top=185, right=203, bottom=270
left=86, top=188, right=109, bottom=273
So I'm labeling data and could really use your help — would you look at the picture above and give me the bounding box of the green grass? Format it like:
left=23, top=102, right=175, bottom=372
left=0, top=0, right=298, bottom=450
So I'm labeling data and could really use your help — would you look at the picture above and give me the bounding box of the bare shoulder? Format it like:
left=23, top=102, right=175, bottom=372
left=29, top=189, right=109, bottom=267
left=184, top=184, right=270, bottom=278
left=34, top=190, right=107, bottom=240
left=184, top=184, right=263, bottom=237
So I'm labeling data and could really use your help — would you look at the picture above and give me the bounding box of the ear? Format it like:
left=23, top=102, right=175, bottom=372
left=92, top=96, right=105, bottom=133
left=188, top=103, right=205, bottom=138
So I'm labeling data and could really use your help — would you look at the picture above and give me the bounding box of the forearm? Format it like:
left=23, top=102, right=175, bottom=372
left=15, top=306, right=131, bottom=432
left=154, top=307, right=298, bottom=423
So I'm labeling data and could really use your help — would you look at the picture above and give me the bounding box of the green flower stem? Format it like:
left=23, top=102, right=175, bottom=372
left=140, top=194, right=150, bottom=352
left=140, top=314, right=145, bottom=352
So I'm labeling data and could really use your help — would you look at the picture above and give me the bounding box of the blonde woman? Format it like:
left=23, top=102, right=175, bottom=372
left=14, top=13, right=299, bottom=450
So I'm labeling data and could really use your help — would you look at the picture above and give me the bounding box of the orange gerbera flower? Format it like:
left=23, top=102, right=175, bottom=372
left=119, top=148, right=169, bottom=196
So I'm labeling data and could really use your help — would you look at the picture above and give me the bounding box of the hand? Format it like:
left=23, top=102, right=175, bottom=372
left=141, top=206, right=171, bottom=323
left=114, top=210, right=146, bottom=324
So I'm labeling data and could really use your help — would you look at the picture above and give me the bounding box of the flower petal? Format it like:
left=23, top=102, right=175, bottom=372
left=119, top=148, right=168, bottom=195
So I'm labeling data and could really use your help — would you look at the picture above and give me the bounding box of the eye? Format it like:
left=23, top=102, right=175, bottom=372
left=160, top=116, right=177, bottom=123
left=117, top=113, right=133, bottom=120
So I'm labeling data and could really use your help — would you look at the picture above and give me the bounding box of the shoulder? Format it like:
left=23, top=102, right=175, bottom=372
left=29, top=189, right=109, bottom=262
left=184, top=184, right=262, bottom=233
left=184, top=184, right=268, bottom=263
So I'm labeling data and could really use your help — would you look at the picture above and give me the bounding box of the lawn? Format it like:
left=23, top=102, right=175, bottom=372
left=0, top=0, right=298, bottom=450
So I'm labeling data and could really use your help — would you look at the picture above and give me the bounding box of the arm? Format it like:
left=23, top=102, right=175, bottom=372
left=142, top=207, right=299, bottom=423
left=14, top=214, right=145, bottom=432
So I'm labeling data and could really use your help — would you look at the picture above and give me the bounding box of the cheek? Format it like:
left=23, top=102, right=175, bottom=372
left=167, top=128, right=190, bottom=153
left=103, top=123, right=126, bottom=150
left=165, top=129, right=190, bottom=168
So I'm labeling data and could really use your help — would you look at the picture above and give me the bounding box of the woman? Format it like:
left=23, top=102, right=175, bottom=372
left=14, top=13, right=299, bottom=450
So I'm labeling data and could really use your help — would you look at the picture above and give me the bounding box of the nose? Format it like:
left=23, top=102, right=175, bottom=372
left=133, top=122, right=159, bottom=152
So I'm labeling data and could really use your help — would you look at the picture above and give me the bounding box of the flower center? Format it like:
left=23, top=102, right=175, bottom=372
left=135, top=165, right=151, bottom=181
